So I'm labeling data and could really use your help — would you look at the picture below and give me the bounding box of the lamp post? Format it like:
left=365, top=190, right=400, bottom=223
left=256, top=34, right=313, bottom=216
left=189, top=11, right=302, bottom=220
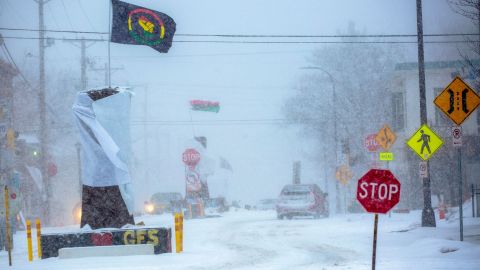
left=301, top=66, right=340, bottom=214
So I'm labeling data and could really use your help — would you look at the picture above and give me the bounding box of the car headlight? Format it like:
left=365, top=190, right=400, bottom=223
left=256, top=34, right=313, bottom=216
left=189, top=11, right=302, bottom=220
left=72, top=203, right=82, bottom=224
left=145, top=203, right=155, bottom=213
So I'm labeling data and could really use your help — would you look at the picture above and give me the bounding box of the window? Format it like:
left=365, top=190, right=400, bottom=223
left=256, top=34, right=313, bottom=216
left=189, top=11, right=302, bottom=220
left=435, top=87, right=451, bottom=127
left=391, top=92, right=405, bottom=131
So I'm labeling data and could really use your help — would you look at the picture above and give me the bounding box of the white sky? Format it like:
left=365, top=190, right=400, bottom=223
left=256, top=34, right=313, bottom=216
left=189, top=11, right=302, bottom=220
left=0, top=0, right=474, bottom=207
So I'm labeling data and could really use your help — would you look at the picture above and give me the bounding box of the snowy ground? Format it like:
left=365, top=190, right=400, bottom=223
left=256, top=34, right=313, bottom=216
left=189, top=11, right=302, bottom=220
left=2, top=208, right=480, bottom=270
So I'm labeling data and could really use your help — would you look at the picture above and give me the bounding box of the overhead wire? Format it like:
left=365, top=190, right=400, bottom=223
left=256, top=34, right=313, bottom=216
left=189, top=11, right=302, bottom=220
left=60, top=0, right=76, bottom=30
left=76, top=0, right=97, bottom=32
left=0, top=39, right=59, bottom=119
left=0, top=36, right=476, bottom=44
left=0, top=27, right=479, bottom=38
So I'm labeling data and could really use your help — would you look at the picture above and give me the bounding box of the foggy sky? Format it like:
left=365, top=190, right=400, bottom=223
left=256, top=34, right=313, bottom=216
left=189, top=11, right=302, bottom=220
left=0, top=0, right=473, bottom=208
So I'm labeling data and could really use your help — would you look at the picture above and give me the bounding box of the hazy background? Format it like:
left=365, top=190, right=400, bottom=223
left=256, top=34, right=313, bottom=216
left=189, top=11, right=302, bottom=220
left=0, top=0, right=474, bottom=221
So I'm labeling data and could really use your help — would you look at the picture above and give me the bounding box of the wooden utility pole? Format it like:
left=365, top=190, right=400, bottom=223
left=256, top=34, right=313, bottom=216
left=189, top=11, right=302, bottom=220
left=34, top=0, right=51, bottom=224
left=64, top=37, right=98, bottom=90
left=90, top=63, right=123, bottom=86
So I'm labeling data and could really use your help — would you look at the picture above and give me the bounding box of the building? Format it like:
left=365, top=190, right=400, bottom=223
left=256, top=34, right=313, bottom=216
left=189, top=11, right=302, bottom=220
left=389, top=60, right=480, bottom=209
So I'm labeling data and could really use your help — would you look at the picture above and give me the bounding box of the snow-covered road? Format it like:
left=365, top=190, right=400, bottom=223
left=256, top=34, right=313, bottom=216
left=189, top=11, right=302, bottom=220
left=2, top=209, right=480, bottom=269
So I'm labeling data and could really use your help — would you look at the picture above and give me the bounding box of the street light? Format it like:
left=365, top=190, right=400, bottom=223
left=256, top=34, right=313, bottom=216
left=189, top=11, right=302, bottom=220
left=300, top=66, right=340, bottom=214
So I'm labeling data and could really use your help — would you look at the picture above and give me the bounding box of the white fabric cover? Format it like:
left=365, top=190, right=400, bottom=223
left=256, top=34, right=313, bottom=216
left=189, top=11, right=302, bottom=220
left=72, top=90, right=134, bottom=214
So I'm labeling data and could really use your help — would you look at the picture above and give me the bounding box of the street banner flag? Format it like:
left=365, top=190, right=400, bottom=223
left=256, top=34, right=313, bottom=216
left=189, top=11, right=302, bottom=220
left=111, top=0, right=176, bottom=53
left=190, top=100, right=220, bottom=113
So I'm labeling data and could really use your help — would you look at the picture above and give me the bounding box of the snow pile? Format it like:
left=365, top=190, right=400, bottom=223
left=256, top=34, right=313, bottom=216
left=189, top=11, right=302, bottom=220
left=1, top=210, right=479, bottom=269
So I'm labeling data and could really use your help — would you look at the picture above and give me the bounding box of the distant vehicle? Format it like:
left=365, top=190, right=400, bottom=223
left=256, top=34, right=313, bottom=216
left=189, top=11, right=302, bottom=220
left=205, top=197, right=229, bottom=213
left=145, top=192, right=183, bottom=215
left=256, top=199, right=278, bottom=210
left=276, top=184, right=328, bottom=219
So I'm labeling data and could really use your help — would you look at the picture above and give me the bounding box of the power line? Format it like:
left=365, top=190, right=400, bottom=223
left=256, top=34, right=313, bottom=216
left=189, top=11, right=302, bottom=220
left=0, top=27, right=107, bottom=35
left=0, top=36, right=476, bottom=44
left=60, top=0, right=75, bottom=30
left=0, top=27, right=479, bottom=38
left=173, top=40, right=474, bottom=44
left=76, top=0, right=97, bottom=32
left=1, top=37, right=59, bottom=119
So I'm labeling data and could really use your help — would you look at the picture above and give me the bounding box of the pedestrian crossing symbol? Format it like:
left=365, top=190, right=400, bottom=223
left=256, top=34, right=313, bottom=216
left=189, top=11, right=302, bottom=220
left=406, top=124, right=443, bottom=161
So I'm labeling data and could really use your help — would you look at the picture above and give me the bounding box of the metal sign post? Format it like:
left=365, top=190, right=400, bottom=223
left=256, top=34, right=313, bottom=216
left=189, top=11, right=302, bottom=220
left=372, top=213, right=379, bottom=270
left=357, top=169, right=401, bottom=270
left=458, top=146, right=463, bottom=241
left=452, top=126, right=463, bottom=241
left=434, top=76, right=480, bottom=241
left=4, top=186, right=12, bottom=266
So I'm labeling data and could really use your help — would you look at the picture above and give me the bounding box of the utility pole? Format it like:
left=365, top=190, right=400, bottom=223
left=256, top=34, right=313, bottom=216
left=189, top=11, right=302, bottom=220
left=416, top=0, right=436, bottom=227
left=81, top=39, right=87, bottom=90
left=90, top=63, right=123, bottom=86
left=64, top=38, right=98, bottom=90
left=34, top=0, right=51, bottom=224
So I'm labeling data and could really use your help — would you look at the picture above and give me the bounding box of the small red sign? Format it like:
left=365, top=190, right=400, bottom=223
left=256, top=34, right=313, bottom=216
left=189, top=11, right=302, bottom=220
left=10, top=193, right=16, bottom=200
left=364, top=134, right=380, bottom=152
left=47, top=162, right=58, bottom=177
left=182, top=148, right=201, bottom=168
left=356, top=169, right=401, bottom=214
left=451, top=126, right=462, bottom=147
left=91, top=232, right=113, bottom=246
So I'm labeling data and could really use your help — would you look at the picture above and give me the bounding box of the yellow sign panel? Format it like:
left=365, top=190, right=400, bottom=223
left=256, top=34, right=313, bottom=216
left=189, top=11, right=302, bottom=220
left=406, top=124, right=443, bottom=161
left=335, top=165, right=352, bottom=185
left=434, top=76, right=480, bottom=125
left=379, top=152, right=394, bottom=161
left=6, top=128, right=15, bottom=149
left=375, top=124, right=396, bottom=150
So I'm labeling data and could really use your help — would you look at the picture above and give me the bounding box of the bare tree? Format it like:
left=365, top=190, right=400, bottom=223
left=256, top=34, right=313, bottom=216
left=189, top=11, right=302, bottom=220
left=448, top=0, right=480, bottom=87
left=284, top=23, right=404, bottom=169
left=283, top=23, right=405, bottom=212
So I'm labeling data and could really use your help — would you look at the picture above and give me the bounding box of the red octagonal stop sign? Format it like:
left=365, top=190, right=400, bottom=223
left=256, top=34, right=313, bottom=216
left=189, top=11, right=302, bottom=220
left=182, top=148, right=201, bottom=168
left=356, top=169, right=401, bottom=214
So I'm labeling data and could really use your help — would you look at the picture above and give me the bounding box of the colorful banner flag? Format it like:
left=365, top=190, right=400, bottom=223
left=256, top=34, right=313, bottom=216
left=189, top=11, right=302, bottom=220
left=190, top=100, right=220, bottom=113
left=110, top=0, right=176, bottom=53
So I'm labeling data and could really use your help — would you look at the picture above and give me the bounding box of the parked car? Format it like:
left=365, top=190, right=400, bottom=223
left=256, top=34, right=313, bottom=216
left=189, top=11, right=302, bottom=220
left=276, top=184, right=328, bottom=219
left=256, top=199, right=278, bottom=210
left=145, top=192, right=183, bottom=214
left=205, top=197, right=229, bottom=213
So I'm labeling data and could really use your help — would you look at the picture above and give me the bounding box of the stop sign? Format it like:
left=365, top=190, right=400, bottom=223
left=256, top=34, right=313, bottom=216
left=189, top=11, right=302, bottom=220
left=364, top=134, right=380, bottom=152
left=182, top=148, right=201, bottom=168
left=356, top=169, right=401, bottom=214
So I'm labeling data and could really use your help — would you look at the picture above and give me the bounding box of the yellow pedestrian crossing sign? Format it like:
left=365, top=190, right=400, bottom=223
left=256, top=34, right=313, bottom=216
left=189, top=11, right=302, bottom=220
left=406, top=124, right=443, bottom=160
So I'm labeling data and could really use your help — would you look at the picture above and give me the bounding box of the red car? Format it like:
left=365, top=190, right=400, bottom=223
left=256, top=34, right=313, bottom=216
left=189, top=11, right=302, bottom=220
left=276, top=184, right=329, bottom=219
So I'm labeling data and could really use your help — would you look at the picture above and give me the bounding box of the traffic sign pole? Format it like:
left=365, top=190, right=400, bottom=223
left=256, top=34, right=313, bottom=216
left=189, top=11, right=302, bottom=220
left=434, top=73, right=480, bottom=240
left=372, top=213, right=378, bottom=270
left=356, top=169, right=400, bottom=270
left=458, top=147, right=463, bottom=241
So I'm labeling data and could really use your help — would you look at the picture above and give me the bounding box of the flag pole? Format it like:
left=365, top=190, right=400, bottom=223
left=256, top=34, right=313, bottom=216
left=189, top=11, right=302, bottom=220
left=107, top=0, right=112, bottom=87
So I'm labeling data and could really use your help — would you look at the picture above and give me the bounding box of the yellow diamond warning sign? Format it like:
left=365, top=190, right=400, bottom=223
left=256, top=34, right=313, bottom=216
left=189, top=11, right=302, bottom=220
left=406, top=124, right=443, bottom=161
left=375, top=124, right=396, bottom=151
left=434, top=76, right=480, bottom=125
left=336, top=165, right=352, bottom=185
